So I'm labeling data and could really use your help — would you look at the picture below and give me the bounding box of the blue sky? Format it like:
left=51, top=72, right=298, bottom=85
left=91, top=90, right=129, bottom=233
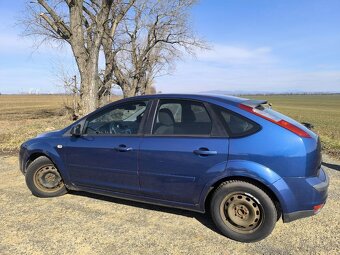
left=0, top=0, right=340, bottom=94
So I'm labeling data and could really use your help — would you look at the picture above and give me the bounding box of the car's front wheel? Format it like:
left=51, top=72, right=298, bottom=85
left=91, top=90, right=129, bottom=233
left=25, top=156, right=67, bottom=197
left=210, top=180, right=277, bottom=242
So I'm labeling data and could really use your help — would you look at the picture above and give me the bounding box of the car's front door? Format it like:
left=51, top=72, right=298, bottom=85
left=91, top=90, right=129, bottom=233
left=139, top=99, right=229, bottom=205
left=64, top=100, right=149, bottom=194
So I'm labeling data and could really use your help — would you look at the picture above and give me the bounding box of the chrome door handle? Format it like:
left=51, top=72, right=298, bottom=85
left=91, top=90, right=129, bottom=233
left=114, top=145, right=133, bottom=152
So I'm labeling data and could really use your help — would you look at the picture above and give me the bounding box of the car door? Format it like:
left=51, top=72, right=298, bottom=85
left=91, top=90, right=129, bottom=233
left=139, top=99, right=229, bottom=205
left=64, top=100, right=149, bottom=194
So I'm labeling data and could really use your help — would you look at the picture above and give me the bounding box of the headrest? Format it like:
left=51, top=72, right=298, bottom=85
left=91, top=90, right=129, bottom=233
left=158, top=108, right=175, bottom=126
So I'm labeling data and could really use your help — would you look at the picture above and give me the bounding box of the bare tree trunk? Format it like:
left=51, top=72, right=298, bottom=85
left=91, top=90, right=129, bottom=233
left=97, top=80, right=112, bottom=106
left=68, top=0, right=111, bottom=114
left=122, top=85, right=136, bottom=98
left=24, top=0, right=114, bottom=115
left=97, top=85, right=111, bottom=106
left=80, top=63, right=99, bottom=114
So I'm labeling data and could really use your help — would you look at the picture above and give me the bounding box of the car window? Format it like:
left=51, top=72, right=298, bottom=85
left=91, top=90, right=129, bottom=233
left=159, top=103, right=182, bottom=122
left=152, top=100, right=212, bottom=135
left=85, top=101, right=147, bottom=135
left=215, top=107, right=260, bottom=137
left=191, top=104, right=211, bottom=122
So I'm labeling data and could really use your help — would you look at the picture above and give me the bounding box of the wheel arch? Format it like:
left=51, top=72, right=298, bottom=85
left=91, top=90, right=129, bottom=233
left=203, top=176, right=282, bottom=219
left=24, top=144, right=71, bottom=187
left=25, top=152, right=50, bottom=172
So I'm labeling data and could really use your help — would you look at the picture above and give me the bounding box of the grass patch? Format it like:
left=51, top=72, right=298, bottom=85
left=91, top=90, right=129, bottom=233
left=0, top=95, right=73, bottom=153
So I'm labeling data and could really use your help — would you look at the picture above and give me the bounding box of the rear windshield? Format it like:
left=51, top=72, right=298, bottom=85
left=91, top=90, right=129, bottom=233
left=253, top=104, right=282, bottom=121
left=253, top=103, right=309, bottom=131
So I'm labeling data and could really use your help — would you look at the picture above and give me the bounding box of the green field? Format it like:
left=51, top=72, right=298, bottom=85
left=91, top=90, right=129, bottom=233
left=0, top=94, right=339, bottom=159
left=247, top=94, right=340, bottom=158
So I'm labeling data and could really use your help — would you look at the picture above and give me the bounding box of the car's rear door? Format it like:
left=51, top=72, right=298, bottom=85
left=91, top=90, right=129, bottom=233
left=64, top=100, right=150, bottom=194
left=138, top=99, right=229, bottom=205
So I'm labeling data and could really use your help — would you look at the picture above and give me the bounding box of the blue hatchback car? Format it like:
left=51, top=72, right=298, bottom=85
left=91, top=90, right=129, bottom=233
left=19, top=94, right=329, bottom=242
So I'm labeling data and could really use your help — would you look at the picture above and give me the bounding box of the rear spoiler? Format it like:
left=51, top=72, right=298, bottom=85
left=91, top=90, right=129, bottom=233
left=239, top=99, right=311, bottom=138
left=241, top=99, right=268, bottom=107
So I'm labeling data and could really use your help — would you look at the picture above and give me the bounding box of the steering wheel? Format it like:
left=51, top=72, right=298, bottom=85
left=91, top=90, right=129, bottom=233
left=109, top=122, right=117, bottom=134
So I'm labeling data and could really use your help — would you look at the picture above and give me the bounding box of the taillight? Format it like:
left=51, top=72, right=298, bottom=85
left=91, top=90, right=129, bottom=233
left=239, top=104, right=311, bottom=138
left=313, top=203, right=324, bottom=214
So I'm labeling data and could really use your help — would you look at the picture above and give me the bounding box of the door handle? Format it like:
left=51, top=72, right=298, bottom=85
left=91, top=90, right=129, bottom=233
left=114, top=144, right=133, bottom=152
left=193, top=148, right=217, bottom=156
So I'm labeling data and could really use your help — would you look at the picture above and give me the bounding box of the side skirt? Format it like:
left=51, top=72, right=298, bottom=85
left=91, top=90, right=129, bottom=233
left=69, top=184, right=205, bottom=213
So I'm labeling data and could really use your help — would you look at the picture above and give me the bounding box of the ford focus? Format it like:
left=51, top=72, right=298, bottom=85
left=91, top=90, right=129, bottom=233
left=19, top=94, right=329, bottom=242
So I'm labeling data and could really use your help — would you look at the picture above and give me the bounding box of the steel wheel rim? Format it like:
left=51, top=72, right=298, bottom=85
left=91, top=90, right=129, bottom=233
left=219, top=192, right=263, bottom=233
left=33, top=164, right=64, bottom=193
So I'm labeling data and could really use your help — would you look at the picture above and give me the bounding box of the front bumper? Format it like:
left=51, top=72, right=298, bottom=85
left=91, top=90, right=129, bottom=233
left=19, top=144, right=29, bottom=174
left=282, top=167, right=329, bottom=223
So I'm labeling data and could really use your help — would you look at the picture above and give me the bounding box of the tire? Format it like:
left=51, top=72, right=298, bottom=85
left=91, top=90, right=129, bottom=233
left=210, top=180, right=277, bottom=242
left=25, top=156, right=67, bottom=198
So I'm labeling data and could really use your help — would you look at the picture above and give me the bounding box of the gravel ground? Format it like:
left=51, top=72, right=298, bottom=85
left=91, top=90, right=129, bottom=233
left=0, top=155, right=339, bottom=255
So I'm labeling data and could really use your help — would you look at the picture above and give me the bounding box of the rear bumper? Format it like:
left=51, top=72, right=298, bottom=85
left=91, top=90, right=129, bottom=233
left=312, top=170, right=329, bottom=192
left=283, top=209, right=315, bottom=222
left=280, top=167, right=329, bottom=223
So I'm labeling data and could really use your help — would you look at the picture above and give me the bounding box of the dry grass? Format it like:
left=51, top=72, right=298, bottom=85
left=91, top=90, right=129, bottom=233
left=0, top=95, right=71, bottom=153
left=0, top=94, right=339, bottom=159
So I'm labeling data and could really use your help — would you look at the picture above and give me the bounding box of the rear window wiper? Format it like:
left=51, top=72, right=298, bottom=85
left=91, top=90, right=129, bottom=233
left=301, top=122, right=314, bottom=130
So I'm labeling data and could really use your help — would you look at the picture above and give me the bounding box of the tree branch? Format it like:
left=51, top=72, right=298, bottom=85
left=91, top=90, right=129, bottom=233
left=37, top=0, right=71, bottom=38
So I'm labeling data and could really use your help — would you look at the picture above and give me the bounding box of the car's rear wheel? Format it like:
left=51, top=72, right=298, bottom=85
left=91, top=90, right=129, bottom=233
left=210, top=180, right=277, bottom=242
left=25, top=156, right=67, bottom=197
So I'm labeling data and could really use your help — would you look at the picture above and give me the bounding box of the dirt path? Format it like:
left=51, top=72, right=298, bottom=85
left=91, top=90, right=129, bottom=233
left=0, top=155, right=339, bottom=255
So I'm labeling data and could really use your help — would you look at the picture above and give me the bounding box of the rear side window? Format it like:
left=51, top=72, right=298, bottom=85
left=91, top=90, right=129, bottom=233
left=214, top=107, right=260, bottom=137
left=152, top=99, right=212, bottom=136
left=159, top=103, right=182, bottom=122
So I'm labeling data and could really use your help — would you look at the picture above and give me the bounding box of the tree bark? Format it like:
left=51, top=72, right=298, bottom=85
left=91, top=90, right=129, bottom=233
left=80, top=62, right=99, bottom=114
left=122, top=85, right=136, bottom=98
left=67, top=0, right=112, bottom=114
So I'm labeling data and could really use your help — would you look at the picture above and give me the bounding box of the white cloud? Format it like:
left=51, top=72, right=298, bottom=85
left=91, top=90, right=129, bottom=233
left=1, top=36, right=339, bottom=94
left=155, top=44, right=340, bottom=93
left=197, top=44, right=274, bottom=65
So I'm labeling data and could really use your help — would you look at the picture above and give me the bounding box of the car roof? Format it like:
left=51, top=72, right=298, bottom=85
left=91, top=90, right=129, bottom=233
left=125, top=93, right=249, bottom=106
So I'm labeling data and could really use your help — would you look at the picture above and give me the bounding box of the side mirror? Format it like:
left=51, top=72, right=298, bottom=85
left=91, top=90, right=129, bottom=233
left=70, top=124, right=82, bottom=136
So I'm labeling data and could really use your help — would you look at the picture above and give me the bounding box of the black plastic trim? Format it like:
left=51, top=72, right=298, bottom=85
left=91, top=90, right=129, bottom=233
left=283, top=210, right=315, bottom=223
left=313, top=172, right=329, bottom=192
